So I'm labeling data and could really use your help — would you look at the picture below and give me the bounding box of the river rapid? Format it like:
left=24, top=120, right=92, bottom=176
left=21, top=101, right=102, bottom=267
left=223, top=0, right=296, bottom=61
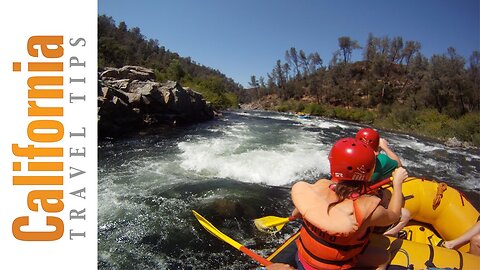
left=98, top=110, right=480, bottom=270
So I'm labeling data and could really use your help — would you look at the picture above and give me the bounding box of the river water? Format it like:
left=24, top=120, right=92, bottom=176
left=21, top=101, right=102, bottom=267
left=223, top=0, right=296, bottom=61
left=98, top=110, right=480, bottom=270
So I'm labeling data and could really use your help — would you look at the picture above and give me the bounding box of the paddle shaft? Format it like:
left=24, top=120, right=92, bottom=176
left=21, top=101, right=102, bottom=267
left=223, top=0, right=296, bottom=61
left=240, top=246, right=272, bottom=266
left=366, top=177, right=392, bottom=193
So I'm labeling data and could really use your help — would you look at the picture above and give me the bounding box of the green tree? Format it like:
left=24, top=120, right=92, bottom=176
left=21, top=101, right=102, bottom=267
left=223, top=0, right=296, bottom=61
left=468, top=51, right=480, bottom=110
left=427, top=47, right=468, bottom=117
left=401, top=41, right=421, bottom=66
left=249, top=75, right=258, bottom=88
left=389, top=36, right=404, bottom=64
left=364, top=32, right=377, bottom=62
left=309, top=52, right=323, bottom=73
left=258, top=76, right=266, bottom=89
left=273, top=60, right=286, bottom=90
left=330, top=51, right=342, bottom=67
left=403, top=53, right=429, bottom=111
left=249, top=75, right=260, bottom=99
left=338, top=36, right=361, bottom=64
left=165, top=59, right=186, bottom=81
left=299, top=49, right=309, bottom=77
left=283, top=62, right=291, bottom=81
left=286, top=47, right=300, bottom=78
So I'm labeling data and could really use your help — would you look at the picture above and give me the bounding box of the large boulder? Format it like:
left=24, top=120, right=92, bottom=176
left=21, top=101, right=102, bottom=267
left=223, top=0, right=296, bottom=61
left=100, top=66, right=155, bottom=81
left=98, top=66, right=214, bottom=138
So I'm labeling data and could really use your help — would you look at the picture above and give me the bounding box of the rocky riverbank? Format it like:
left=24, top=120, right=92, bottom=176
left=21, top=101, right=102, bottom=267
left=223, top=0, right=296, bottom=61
left=240, top=96, right=478, bottom=149
left=98, top=66, right=215, bottom=138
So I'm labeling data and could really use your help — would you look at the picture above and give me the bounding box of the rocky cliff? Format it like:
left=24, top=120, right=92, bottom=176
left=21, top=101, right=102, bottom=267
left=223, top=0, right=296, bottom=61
left=98, top=66, right=214, bottom=138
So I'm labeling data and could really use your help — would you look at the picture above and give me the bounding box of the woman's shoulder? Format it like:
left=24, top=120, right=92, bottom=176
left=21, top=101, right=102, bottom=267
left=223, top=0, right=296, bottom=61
left=313, top=178, right=332, bottom=186
left=292, top=178, right=331, bottom=191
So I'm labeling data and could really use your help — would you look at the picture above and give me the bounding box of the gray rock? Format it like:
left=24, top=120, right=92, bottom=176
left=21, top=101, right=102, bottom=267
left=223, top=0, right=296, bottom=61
left=445, top=137, right=472, bottom=148
left=445, top=137, right=462, bottom=148
left=100, top=66, right=155, bottom=81
left=98, top=66, right=215, bottom=138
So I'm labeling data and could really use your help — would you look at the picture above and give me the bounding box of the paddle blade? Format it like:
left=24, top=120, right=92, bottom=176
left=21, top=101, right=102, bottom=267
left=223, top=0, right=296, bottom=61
left=192, top=210, right=272, bottom=266
left=192, top=210, right=242, bottom=249
left=254, top=216, right=291, bottom=233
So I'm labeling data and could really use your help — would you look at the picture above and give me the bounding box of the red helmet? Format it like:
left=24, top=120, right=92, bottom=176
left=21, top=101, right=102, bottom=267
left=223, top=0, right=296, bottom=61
left=355, top=128, right=380, bottom=151
left=328, top=138, right=376, bottom=182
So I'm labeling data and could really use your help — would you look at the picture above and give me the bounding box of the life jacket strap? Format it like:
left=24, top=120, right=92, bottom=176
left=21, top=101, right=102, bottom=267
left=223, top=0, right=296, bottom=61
left=303, top=222, right=366, bottom=251
left=297, top=237, right=354, bottom=266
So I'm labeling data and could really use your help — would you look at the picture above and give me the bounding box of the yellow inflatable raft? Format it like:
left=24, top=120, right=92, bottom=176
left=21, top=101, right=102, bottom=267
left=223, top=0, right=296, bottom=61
left=395, top=178, right=478, bottom=250
left=268, top=177, right=480, bottom=269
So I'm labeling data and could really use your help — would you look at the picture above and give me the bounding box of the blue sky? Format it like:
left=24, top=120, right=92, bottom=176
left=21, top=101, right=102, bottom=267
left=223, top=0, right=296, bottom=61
left=99, top=0, right=479, bottom=88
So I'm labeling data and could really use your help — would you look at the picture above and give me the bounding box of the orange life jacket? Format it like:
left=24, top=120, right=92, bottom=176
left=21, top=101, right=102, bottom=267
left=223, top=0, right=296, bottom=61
left=292, top=180, right=381, bottom=270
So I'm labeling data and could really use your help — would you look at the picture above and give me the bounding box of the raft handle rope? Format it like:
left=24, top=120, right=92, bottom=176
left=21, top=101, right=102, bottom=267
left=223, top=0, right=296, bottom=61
left=459, top=191, right=465, bottom=206
left=432, top=182, right=448, bottom=210
left=424, top=244, right=437, bottom=268
left=397, top=248, right=413, bottom=269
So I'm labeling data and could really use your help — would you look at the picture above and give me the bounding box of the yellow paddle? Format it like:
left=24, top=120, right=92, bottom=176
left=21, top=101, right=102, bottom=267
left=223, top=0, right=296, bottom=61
left=255, top=177, right=395, bottom=233
left=254, top=215, right=296, bottom=233
left=192, top=210, right=272, bottom=267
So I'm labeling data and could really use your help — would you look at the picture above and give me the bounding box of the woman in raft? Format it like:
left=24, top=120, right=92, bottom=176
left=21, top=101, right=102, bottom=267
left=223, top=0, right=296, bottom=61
left=267, top=138, right=408, bottom=270
left=355, top=127, right=410, bottom=237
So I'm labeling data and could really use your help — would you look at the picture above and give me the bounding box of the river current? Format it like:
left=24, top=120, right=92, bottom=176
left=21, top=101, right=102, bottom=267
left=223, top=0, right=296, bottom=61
left=98, top=110, right=480, bottom=270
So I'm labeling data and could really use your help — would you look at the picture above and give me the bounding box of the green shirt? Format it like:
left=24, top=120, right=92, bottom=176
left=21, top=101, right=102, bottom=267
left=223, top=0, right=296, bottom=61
left=371, top=153, right=398, bottom=183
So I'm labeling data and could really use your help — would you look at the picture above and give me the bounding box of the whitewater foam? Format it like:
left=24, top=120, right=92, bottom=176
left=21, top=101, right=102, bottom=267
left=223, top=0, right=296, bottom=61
left=177, top=124, right=330, bottom=186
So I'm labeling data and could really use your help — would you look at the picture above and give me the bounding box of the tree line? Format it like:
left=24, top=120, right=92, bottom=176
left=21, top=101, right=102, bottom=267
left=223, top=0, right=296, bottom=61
left=98, top=15, right=241, bottom=109
left=244, top=34, right=479, bottom=145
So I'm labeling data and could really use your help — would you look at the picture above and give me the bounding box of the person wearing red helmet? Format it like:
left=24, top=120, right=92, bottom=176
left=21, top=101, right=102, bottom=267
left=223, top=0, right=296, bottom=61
left=355, top=127, right=410, bottom=237
left=355, top=127, right=402, bottom=183
left=267, top=138, right=408, bottom=270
